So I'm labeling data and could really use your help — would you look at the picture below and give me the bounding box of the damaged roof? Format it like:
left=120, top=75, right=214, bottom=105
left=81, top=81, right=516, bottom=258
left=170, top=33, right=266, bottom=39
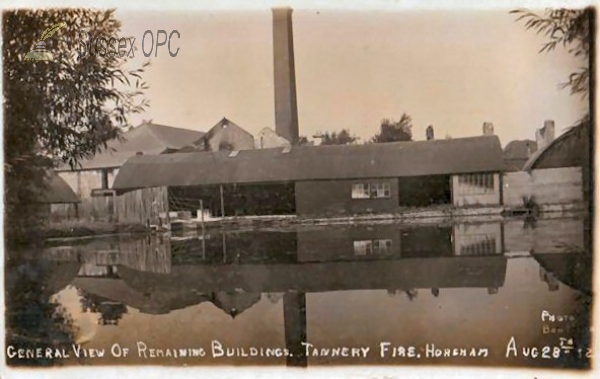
left=113, top=135, right=505, bottom=191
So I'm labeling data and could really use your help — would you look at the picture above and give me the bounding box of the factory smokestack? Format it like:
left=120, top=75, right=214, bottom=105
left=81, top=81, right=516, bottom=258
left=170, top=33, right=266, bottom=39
left=272, top=7, right=299, bottom=145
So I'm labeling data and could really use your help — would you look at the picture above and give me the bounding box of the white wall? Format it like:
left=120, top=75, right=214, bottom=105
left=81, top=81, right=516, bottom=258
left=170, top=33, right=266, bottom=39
left=503, top=167, right=583, bottom=207
left=58, top=168, right=120, bottom=199
left=452, top=173, right=501, bottom=207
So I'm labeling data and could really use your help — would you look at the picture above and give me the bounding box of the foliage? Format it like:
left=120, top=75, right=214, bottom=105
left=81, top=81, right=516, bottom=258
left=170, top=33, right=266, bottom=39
left=297, top=135, right=310, bottom=145
left=511, top=8, right=591, bottom=98
left=371, top=113, right=413, bottom=143
left=318, top=128, right=358, bottom=145
left=3, top=9, right=149, bottom=246
left=511, top=8, right=592, bottom=206
left=5, top=257, right=78, bottom=366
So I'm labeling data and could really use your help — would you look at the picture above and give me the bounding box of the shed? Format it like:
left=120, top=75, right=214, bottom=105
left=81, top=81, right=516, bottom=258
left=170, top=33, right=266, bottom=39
left=113, top=135, right=504, bottom=189
left=112, top=135, right=505, bottom=216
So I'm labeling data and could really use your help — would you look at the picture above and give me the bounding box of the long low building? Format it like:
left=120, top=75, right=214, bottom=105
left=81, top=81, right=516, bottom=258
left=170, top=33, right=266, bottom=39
left=112, top=135, right=505, bottom=217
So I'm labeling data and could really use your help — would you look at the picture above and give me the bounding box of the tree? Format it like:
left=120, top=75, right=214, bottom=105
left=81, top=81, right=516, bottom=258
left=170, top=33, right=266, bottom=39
left=511, top=8, right=591, bottom=98
left=4, top=9, right=148, bottom=246
left=318, top=128, right=358, bottom=145
left=371, top=113, right=413, bottom=143
left=511, top=8, right=593, bottom=231
left=297, top=135, right=310, bottom=145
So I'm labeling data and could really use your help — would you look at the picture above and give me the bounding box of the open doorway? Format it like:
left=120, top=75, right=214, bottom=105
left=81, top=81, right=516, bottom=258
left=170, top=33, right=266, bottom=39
left=398, top=175, right=451, bottom=207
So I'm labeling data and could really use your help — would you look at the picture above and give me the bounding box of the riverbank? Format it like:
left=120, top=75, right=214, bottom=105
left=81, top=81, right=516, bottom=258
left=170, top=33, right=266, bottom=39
left=42, top=220, right=147, bottom=240
left=42, top=202, right=586, bottom=241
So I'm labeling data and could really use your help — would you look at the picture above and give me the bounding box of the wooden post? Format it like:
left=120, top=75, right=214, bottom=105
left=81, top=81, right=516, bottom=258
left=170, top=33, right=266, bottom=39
left=220, top=184, right=225, bottom=217
left=111, top=190, right=117, bottom=223
left=200, top=199, right=206, bottom=260
left=222, top=233, right=227, bottom=263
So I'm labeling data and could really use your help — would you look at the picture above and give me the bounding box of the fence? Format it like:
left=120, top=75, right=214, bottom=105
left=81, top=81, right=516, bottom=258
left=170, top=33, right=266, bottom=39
left=50, top=196, right=115, bottom=222
left=49, top=187, right=169, bottom=225
left=115, top=187, right=169, bottom=225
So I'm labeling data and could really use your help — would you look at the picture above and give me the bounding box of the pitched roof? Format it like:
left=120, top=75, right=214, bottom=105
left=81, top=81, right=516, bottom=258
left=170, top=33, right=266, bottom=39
left=40, top=171, right=80, bottom=203
left=57, top=123, right=204, bottom=170
left=196, top=117, right=254, bottom=145
left=72, top=277, right=212, bottom=315
left=503, top=140, right=537, bottom=160
left=503, top=139, right=537, bottom=171
left=113, top=135, right=505, bottom=191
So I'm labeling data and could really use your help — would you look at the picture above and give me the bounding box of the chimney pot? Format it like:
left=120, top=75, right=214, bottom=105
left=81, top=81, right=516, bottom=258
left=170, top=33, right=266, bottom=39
left=426, top=125, right=434, bottom=140
left=536, top=119, right=555, bottom=150
left=483, top=122, right=494, bottom=136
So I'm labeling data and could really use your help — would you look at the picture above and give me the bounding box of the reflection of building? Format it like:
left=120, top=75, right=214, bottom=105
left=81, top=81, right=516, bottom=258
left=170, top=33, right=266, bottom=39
left=62, top=222, right=509, bottom=314
left=79, top=290, right=128, bottom=325
left=44, top=218, right=590, bottom=317
left=211, top=291, right=262, bottom=318
left=453, top=223, right=502, bottom=256
left=297, top=223, right=501, bottom=262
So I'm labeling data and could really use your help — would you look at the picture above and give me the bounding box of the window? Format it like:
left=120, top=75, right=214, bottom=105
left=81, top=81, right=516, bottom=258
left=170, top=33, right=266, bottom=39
left=91, top=169, right=115, bottom=197
left=352, top=182, right=391, bottom=199
left=353, top=239, right=393, bottom=256
left=374, top=182, right=391, bottom=198
left=352, top=183, right=370, bottom=199
left=91, top=189, right=115, bottom=197
left=457, top=173, right=495, bottom=194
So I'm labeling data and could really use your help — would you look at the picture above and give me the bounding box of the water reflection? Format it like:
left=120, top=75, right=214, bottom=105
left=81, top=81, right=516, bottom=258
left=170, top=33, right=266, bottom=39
left=6, top=217, right=592, bottom=368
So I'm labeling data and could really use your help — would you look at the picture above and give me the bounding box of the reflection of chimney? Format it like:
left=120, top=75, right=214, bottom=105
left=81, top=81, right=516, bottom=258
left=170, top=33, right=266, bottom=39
left=483, top=122, right=494, bottom=136
left=426, top=125, right=434, bottom=140
left=272, top=7, right=299, bottom=145
left=536, top=120, right=555, bottom=150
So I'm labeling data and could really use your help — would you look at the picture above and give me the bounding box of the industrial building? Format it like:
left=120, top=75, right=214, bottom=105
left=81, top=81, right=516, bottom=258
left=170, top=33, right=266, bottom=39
left=111, top=135, right=505, bottom=218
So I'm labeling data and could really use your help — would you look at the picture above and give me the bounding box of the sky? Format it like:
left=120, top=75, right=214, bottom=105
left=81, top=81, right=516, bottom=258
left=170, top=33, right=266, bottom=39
left=116, top=6, right=589, bottom=148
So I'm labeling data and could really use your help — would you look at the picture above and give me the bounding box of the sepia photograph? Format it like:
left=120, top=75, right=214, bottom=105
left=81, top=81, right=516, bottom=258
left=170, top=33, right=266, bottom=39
left=1, top=0, right=596, bottom=377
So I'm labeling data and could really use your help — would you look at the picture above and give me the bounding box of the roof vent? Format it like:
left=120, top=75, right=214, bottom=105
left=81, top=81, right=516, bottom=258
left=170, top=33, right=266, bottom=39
left=228, top=150, right=239, bottom=158
left=136, top=152, right=144, bottom=155
left=282, top=146, right=291, bottom=154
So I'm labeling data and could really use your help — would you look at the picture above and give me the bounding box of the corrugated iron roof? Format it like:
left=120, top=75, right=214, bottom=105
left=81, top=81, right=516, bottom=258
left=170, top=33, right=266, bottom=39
left=113, top=135, right=505, bottom=191
left=522, top=126, right=583, bottom=171
left=57, top=123, right=204, bottom=171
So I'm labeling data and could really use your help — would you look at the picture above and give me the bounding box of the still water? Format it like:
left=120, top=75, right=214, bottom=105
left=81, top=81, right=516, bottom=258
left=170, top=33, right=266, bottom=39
left=5, top=216, right=593, bottom=368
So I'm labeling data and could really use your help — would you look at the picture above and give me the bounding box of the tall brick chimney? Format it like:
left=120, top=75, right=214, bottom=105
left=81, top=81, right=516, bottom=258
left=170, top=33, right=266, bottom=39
left=272, top=7, right=299, bottom=145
